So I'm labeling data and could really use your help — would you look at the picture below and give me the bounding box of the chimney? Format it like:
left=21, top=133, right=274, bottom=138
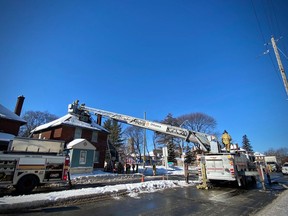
left=14, top=95, right=25, bottom=116
left=97, top=114, right=102, bottom=125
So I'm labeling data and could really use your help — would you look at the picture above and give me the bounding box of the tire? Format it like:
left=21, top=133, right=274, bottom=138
left=16, top=175, right=39, bottom=194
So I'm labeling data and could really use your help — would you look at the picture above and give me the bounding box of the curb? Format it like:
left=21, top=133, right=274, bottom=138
left=0, top=188, right=128, bottom=214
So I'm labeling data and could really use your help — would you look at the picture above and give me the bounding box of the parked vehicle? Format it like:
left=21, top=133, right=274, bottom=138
left=0, top=137, right=70, bottom=194
left=282, top=163, right=288, bottom=175
left=264, top=156, right=279, bottom=172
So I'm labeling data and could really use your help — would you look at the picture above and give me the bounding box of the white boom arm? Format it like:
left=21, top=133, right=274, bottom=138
left=68, top=101, right=214, bottom=152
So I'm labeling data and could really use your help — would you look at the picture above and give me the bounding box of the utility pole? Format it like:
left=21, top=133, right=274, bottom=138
left=143, top=112, right=147, bottom=168
left=271, top=36, right=288, bottom=97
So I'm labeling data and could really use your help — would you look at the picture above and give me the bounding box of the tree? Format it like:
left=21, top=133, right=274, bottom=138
left=154, top=113, right=181, bottom=157
left=176, top=112, right=217, bottom=153
left=103, top=119, right=124, bottom=150
left=184, top=146, right=195, bottom=165
left=177, top=112, right=217, bottom=134
left=19, top=111, right=58, bottom=137
left=123, top=125, right=144, bottom=159
left=167, top=141, right=176, bottom=163
left=264, top=147, right=288, bottom=164
left=242, top=135, right=253, bottom=153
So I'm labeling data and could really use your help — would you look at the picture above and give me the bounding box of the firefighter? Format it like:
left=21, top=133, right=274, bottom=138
left=222, top=130, right=232, bottom=153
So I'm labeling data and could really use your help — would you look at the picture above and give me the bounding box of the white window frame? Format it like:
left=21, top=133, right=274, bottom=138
left=74, top=127, right=82, bottom=139
left=94, top=151, right=100, bottom=163
left=79, top=150, right=87, bottom=165
left=91, top=131, right=98, bottom=142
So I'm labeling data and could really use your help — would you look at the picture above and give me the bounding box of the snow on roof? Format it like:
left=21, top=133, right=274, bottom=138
left=254, top=152, right=265, bottom=156
left=31, top=114, right=109, bottom=133
left=0, top=104, right=26, bottom=124
left=67, top=139, right=96, bottom=150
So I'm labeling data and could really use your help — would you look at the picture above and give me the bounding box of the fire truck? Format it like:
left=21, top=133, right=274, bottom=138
left=68, top=100, right=258, bottom=187
left=0, top=136, right=70, bottom=194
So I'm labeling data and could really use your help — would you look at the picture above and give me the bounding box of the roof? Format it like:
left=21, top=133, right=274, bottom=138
left=67, top=139, right=96, bottom=150
left=0, top=132, right=15, bottom=141
left=31, top=114, right=109, bottom=133
left=0, top=104, right=26, bottom=124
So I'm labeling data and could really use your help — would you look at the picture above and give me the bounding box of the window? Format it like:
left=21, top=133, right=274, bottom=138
left=74, top=127, right=82, bottom=139
left=94, top=151, right=100, bottom=163
left=79, top=150, right=87, bottom=164
left=91, top=131, right=98, bottom=142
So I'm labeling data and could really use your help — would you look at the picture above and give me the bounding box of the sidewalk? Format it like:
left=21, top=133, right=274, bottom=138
left=254, top=188, right=288, bottom=216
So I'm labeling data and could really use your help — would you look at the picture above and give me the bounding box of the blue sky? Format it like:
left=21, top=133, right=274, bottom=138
left=1, top=0, right=288, bottom=153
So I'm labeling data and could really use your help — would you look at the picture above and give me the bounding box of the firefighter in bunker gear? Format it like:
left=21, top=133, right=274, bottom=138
left=222, top=130, right=232, bottom=153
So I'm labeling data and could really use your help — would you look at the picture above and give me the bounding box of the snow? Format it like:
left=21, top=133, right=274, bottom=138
left=31, top=114, right=109, bottom=133
left=0, top=104, right=26, bottom=123
left=0, top=166, right=198, bottom=212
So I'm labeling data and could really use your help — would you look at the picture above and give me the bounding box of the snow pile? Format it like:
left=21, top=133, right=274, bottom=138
left=0, top=180, right=193, bottom=213
left=70, top=165, right=188, bottom=184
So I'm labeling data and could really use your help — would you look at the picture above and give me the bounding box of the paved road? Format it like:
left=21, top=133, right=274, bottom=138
left=4, top=181, right=286, bottom=216
left=1, top=173, right=287, bottom=215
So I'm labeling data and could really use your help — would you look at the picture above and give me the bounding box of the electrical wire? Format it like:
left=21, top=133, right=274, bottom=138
left=250, top=0, right=287, bottom=97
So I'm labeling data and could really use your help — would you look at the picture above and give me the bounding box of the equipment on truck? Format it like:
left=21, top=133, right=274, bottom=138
left=68, top=100, right=259, bottom=187
left=0, top=137, right=70, bottom=194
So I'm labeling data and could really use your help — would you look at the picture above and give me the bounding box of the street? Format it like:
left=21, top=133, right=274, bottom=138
left=4, top=173, right=287, bottom=216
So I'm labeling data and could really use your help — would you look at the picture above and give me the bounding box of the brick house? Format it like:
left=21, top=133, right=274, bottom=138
left=0, top=96, right=26, bottom=150
left=0, top=96, right=26, bottom=136
left=30, top=113, right=109, bottom=169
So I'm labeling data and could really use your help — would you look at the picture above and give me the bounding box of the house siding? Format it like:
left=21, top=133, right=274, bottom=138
left=0, top=119, right=22, bottom=136
left=70, top=149, right=94, bottom=168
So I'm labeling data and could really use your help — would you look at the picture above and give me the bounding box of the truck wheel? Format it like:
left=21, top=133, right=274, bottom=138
left=16, top=175, right=39, bottom=194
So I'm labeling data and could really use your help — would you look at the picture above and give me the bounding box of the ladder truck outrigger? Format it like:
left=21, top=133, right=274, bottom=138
left=68, top=100, right=259, bottom=189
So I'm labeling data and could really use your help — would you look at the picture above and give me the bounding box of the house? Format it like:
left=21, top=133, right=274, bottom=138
left=0, top=96, right=26, bottom=150
left=30, top=112, right=109, bottom=169
left=67, top=139, right=96, bottom=174
left=0, top=96, right=26, bottom=136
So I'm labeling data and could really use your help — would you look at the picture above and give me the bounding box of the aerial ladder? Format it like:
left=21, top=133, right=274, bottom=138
left=68, top=100, right=220, bottom=154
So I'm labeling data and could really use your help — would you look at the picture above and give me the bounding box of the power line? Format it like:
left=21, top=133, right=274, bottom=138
left=250, top=0, right=267, bottom=46
left=250, top=0, right=287, bottom=97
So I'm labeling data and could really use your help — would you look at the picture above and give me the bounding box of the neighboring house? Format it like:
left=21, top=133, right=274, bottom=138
left=67, top=139, right=96, bottom=174
left=254, top=152, right=266, bottom=164
left=30, top=113, right=109, bottom=169
left=0, top=96, right=26, bottom=150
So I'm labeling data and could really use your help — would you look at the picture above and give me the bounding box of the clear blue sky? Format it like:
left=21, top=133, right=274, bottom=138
left=1, top=0, right=287, bottom=153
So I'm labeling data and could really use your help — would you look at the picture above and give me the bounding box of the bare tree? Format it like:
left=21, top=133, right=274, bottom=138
left=176, top=112, right=217, bottom=154
left=264, top=147, right=288, bottom=164
left=123, top=126, right=144, bottom=160
left=177, top=112, right=217, bottom=134
left=19, top=111, right=58, bottom=137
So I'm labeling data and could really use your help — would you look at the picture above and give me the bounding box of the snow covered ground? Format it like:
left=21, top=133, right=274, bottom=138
left=0, top=165, right=199, bottom=213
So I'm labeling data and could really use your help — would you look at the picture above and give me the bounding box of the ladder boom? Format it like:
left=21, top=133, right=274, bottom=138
left=68, top=101, right=212, bottom=152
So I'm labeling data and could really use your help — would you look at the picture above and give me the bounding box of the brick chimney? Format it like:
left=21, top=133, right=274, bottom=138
left=14, top=95, right=25, bottom=116
left=97, top=114, right=102, bottom=125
